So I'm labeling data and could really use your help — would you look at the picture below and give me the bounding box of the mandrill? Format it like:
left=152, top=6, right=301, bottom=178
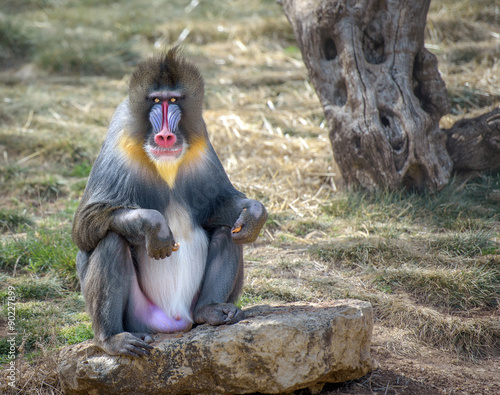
left=72, top=48, right=267, bottom=357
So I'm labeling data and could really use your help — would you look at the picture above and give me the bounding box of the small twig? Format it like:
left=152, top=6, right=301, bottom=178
left=16, top=147, right=49, bottom=165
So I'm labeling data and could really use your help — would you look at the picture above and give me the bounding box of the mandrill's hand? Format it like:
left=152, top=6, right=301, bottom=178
left=111, top=208, right=179, bottom=259
left=144, top=220, right=179, bottom=260
left=231, top=199, right=267, bottom=244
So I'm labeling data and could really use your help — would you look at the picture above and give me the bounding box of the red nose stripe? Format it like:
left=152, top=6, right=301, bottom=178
left=162, top=101, right=169, bottom=131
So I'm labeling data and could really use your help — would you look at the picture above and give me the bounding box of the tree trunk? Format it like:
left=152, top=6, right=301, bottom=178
left=282, top=0, right=454, bottom=191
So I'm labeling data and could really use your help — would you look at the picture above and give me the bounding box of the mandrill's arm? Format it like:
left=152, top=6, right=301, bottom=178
left=192, top=198, right=266, bottom=327
left=72, top=202, right=177, bottom=260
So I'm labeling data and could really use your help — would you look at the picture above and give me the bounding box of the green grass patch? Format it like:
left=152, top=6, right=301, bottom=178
left=19, top=176, right=66, bottom=201
left=284, top=45, right=301, bottom=55
left=244, top=278, right=310, bottom=303
left=0, top=209, right=32, bottom=233
left=428, top=231, right=498, bottom=257
left=292, top=219, right=330, bottom=237
left=69, top=161, right=92, bottom=178
left=312, top=238, right=420, bottom=269
left=0, top=226, right=78, bottom=287
left=237, top=291, right=264, bottom=308
left=322, top=175, right=500, bottom=233
left=0, top=275, right=63, bottom=302
left=0, top=15, right=34, bottom=62
left=0, top=294, right=90, bottom=363
left=35, top=39, right=138, bottom=77
left=376, top=297, right=500, bottom=358
left=374, top=265, right=500, bottom=310
left=448, top=86, right=500, bottom=114
left=59, top=321, right=93, bottom=345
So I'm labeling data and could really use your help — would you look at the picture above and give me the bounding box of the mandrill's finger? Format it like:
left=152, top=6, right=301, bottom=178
left=231, top=221, right=243, bottom=234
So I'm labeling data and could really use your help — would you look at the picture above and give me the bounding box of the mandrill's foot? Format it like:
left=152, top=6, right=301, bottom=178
left=98, top=332, right=154, bottom=358
left=193, top=303, right=245, bottom=326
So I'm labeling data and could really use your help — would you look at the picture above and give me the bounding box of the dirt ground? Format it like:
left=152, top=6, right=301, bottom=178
left=246, top=242, right=500, bottom=395
left=322, top=325, right=500, bottom=395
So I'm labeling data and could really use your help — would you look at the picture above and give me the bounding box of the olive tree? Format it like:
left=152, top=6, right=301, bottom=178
left=281, top=0, right=500, bottom=191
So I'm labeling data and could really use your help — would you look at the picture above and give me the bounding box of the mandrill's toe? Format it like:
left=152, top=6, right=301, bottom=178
left=194, top=303, right=245, bottom=326
left=99, top=332, right=153, bottom=358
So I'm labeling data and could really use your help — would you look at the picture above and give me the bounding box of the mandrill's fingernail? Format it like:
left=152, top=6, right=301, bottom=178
left=172, top=243, right=180, bottom=251
left=232, top=225, right=242, bottom=234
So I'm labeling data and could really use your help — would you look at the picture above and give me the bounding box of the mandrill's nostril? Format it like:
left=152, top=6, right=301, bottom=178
left=154, top=132, right=177, bottom=148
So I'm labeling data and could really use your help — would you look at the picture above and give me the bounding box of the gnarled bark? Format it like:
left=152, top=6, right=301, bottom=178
left=282, top=0, right=453, bottom=191
left=445, top=108, right=500, bottom=172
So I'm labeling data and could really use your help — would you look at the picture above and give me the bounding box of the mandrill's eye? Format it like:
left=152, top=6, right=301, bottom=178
left=169, top=97, right=177, bottom=103
left=154, top=98, right=160, bottom=103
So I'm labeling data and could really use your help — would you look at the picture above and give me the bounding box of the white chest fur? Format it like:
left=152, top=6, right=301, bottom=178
left=138, top=201, right=209, bottom=322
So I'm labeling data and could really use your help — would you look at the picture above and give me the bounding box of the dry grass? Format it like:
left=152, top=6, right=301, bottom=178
left=2, top=337, right=63, bottom=395
left=0, top=0, right=499, bottom=394
left=427, top=0, right=500, bottom=124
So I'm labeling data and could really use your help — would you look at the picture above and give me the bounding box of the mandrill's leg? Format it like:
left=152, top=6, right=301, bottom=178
left=193, top=226, right=245, bottom=325
left=77, top=232, right=155, bottom=357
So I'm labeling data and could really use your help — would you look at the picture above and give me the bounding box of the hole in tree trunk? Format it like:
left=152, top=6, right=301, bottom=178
left=379, top=110, right=406, bottom=152
left=323, top=37, right=337, bottom=61
left=320, top=32, right=345, bottom=106
left=353, top=134, right=361, bottom=151
left=380, top=116, right=390, bottom=127
left=379, top=110, right=408, bottom=171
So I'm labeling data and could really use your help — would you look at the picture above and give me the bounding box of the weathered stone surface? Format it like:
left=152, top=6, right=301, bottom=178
left=58, top=300, right=373, bottom=394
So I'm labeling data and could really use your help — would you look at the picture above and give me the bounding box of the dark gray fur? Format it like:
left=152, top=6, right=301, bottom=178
left=72, top=50, right=267, bottom=357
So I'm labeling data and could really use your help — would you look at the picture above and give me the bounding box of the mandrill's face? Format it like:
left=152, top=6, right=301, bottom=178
left=145, top=91, right=186, bottom=162
left=124, top=49, right=208, bottom=188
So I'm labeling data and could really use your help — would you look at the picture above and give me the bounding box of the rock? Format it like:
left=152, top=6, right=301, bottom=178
left=58, top=300, right=373, bottom=394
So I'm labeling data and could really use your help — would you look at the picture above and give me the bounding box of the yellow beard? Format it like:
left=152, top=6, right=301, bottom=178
left=154, top=161, right=181, bottom=189
left=119, top=132, right=207, bottom=188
